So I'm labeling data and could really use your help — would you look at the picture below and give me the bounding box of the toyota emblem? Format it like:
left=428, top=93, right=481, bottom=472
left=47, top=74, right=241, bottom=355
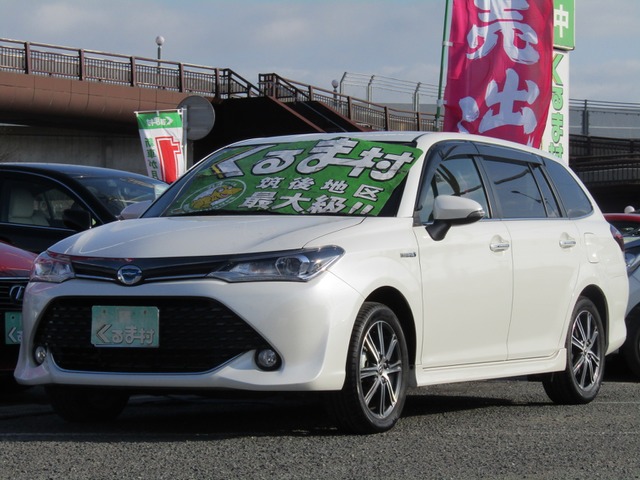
left=116, top=265, right=143, bottom=286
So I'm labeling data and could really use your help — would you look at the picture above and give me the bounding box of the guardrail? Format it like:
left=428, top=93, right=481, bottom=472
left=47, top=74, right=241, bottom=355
left=0, top=38, right=260, bottom=99
left=259, top=73, right=440, bottom=132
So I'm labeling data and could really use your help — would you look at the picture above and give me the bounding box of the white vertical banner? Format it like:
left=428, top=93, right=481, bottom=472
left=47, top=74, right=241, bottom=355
left=135, top=109, right=187, bottom=183
left=542, top=51, right=570, bottom=163
left=542, top=0, right=575, bottom=164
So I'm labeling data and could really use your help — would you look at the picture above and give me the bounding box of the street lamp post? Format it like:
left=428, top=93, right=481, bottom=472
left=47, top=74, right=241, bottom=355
left=155, top=35, right=164, bottom=61
left=155, top=36, right=164, bottom=81
left=331, top=79, right=339, bottom=108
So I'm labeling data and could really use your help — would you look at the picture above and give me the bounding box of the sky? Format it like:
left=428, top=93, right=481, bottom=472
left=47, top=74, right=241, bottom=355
left=1, top=0, right=639, bottom=105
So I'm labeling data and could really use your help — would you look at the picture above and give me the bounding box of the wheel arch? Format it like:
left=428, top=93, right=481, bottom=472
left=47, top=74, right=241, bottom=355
left=365, top=286, right=417, bottom=367
left=579, top=285, right=609, bottom=346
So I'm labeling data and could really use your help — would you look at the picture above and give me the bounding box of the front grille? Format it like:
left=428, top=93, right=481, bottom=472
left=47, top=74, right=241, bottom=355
left=71, top=256, right=230, bottom=284
left=0, top=278, right=28, bottom=309
left=34, top=296, right=271, bottom=373
left=0, top=278, right=28, bottom=369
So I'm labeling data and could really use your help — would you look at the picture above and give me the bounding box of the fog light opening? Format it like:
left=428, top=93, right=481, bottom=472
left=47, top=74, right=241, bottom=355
left=34, top=346, right=47, bottom=365
left=255, top=349, right=281, bottom=371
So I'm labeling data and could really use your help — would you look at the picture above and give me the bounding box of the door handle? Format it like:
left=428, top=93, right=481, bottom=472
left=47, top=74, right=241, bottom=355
left=490, top=241, right=510, bottom=252
left=559, top=238, right=577, bottom=248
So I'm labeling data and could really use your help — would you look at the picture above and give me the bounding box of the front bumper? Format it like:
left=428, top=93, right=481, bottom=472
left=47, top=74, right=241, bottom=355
left=15, top=273, right=363, bottom=392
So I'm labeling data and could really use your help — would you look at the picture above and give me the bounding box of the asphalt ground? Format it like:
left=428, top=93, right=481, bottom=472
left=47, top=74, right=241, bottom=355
left=0, top=357, right=639, bottom=480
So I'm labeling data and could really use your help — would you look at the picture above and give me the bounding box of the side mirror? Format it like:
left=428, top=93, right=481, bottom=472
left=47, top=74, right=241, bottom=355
left=62, top=209, right=92, bottom=231
left=426, top=195, right=485, bottom=241
left=119, top=200, right=152, bottom=220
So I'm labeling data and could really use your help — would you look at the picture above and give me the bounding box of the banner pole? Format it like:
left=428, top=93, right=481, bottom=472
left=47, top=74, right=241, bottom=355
left=181, top=107, right=188, bottom=170
left=435, top=0, right=453, bottom=130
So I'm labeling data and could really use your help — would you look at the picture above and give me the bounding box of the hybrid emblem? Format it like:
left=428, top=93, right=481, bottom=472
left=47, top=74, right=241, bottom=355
left=117, top=265, right=143, bottom=286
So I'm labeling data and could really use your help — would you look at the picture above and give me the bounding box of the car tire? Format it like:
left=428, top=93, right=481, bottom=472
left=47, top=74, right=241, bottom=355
left=542, top=297, right=605, bottom=404
left=325, top=302, right=409, bottom=434
left=622, top=316, right=640, bottom=378
left=46, top=386, right=129, bottom=423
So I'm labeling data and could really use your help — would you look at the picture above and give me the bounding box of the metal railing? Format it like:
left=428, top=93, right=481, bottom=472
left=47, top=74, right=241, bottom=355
left=570, top=134, right=640, bottom=159
left=3, top=38, right=638, bottom=141
left=0, top=38, right=260, bottom=99
left=337, top=73, right=640, bottom=140
left=570, top=99, right=640, bottom=139
left=259, top=73, right=439, bottom=132
left=571, top=153, right=640, bottom=186
left=0, top=38, right=439, bottom=130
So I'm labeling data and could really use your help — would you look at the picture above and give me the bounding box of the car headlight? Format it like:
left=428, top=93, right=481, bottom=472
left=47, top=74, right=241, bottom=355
left=207, top=246, right=344, bottom=282
left=31, top=251, right=75, bottom=283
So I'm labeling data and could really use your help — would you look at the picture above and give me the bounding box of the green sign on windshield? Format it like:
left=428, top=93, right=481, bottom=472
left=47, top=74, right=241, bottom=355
left=170, top=138, right=422, bottom=216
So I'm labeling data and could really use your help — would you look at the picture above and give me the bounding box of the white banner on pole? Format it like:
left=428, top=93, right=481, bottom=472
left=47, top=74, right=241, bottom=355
left=135, top=109, right=187, bottom=183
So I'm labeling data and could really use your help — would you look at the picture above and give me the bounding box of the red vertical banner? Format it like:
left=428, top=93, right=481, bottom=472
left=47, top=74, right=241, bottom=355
left=443, top=0, right=553, bottom=148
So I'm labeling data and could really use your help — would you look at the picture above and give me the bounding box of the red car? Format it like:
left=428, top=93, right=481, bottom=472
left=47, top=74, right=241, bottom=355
left=604, top=213, right=640, bottom=242
left=0, top=242, right=36, bottom=384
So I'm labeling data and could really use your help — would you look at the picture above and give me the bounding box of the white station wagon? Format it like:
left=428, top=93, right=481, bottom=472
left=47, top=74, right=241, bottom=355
left=15, top=132, right=628, bottom=433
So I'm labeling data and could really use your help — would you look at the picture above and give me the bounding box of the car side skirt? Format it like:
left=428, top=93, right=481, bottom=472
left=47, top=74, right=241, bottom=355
left=412, top=349, right=566, bottom=387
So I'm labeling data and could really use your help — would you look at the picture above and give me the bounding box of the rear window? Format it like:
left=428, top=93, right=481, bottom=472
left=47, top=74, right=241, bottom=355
left=543, top=160, right=593, bottom=218
left=482, top=159, right=547, bottom=219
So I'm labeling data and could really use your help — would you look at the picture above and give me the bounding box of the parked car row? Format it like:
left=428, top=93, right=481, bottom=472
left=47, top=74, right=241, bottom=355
left=7, top=132, right=630, bottom=434
left=0, top=162, right=167, bottom=385
left=0, top=242, right=36, bottom=385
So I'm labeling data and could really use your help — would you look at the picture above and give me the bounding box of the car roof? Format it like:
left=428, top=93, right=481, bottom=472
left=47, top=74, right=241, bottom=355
left=0, top=162, right=165, bottom=184
left=225, top=131, right=564, bottom=164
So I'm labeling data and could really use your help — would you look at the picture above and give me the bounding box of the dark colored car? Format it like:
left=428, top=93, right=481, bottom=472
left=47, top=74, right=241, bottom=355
left=0, top=241, right=36, bottom=383
left=605, top=213, right=640, bottom=378
left=0, top=163, right=168, bottom=254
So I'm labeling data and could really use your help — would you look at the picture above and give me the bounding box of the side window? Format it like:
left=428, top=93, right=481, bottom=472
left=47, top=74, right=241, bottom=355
left=5, top=181, right=51, bottom=226
left=4, top=178, right=91, bottom=228
left=543, top=159, right=593, bottom=218
left=482, top=159, right=547, bottom=219
left=39, top=188, right=91, bottom=227
left=417, top=157, right=489, bottom=224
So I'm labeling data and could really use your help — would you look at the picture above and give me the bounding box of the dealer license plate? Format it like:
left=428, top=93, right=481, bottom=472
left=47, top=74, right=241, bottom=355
left=4, top=312, right=22, bottom=345
left=91, top=306, right=159, bottom=348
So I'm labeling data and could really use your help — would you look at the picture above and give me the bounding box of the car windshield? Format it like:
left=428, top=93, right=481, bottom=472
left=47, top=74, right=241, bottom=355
left=160, top=138, right=422, bottom=217
left=76, top=175, right=168, bottom=216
